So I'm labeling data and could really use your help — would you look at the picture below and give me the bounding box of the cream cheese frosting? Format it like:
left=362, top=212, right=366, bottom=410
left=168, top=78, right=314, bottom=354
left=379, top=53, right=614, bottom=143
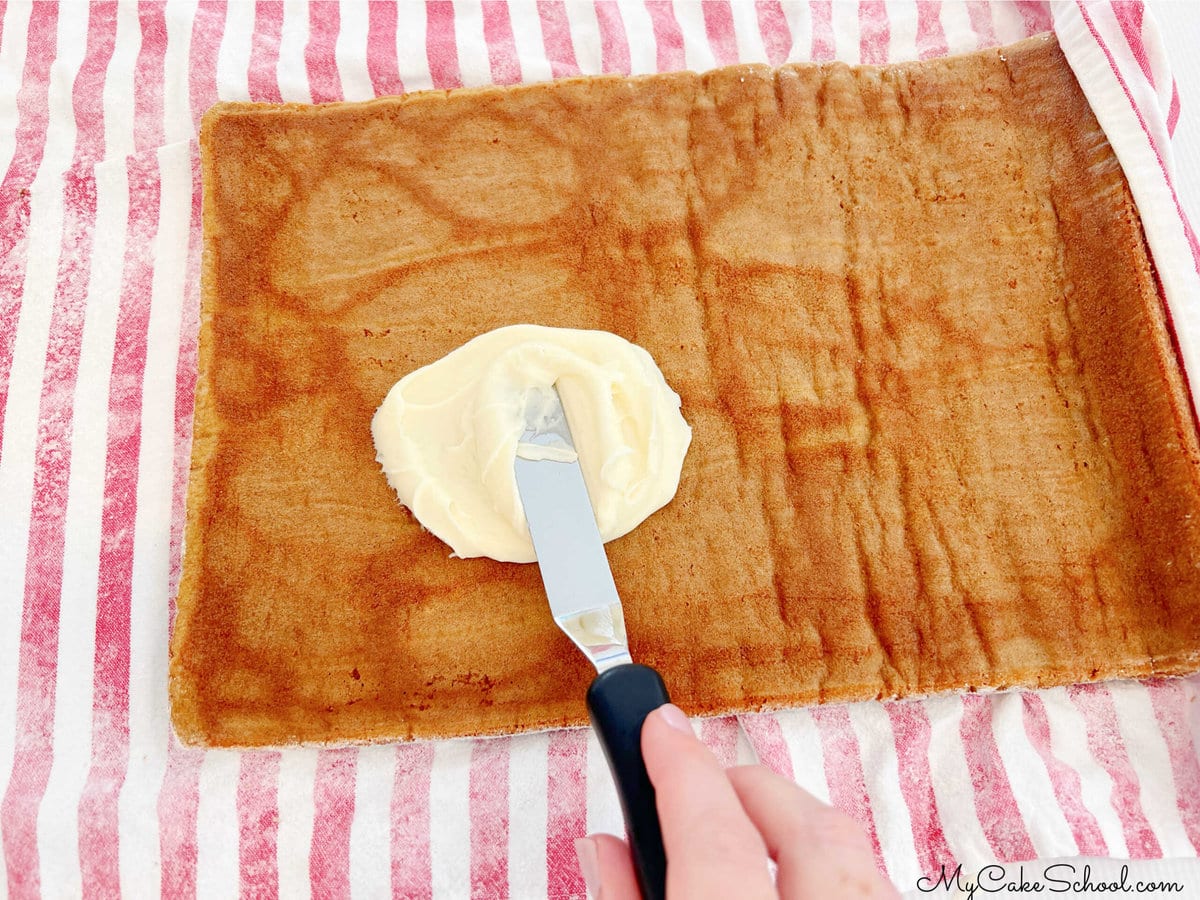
left=371, top=324, right=693, bottom=563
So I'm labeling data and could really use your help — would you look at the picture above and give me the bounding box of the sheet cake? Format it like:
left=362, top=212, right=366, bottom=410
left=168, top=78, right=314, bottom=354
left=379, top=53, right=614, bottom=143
left=172, top=35, right=1200, bottom=747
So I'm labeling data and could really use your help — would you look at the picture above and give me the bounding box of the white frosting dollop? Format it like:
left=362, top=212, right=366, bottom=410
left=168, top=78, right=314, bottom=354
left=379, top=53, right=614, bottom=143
left=371, top=324, right=693, bottom=563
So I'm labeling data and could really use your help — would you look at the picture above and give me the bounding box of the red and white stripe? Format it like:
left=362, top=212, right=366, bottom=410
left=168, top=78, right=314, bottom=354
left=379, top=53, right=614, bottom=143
left=991, top=692, right=1086, bottom=860
left=308, top=746, right=356, bottom=896
left=306, top=0, right=341, bottom=103
left=329, top=2, right=367, bottom=104
left=958, top=695, right=1038, bottom=862
left=642, top=1, right=685, bottom=73
left=158, top=122, right=204, bottom=900
left=275, top=0, right=311, bottom=104
left=17, top=6, right=117, bottom=897
left=395, top=0, right=434, bottom=93
left=584, top=731, right=622, bottom=845
left=0, top=1, right=59, bottom=434
left=236, top=751, right=280, bottom=896
left=812, top=705, right=888, bottom=872
left=162, top=0, right=197, bottom=145
left=246, top=0, right=283, bottom=103
left=120, top=139, right=193, bottom=898
left=425, top=0, right=462, bottom=89
left=429, top=738, right=471, bottom=894
left=0, top=1, right=36, bottom=187
left=1068, top=683, right=1164, bottom=857
left=545, top=730, right=588, bottom=898
left=754, top=2, right=793, bottom=66
left=35, top=8, right=126, bottom=900
left=916, top=1, right=950, bottom=60
left=2, top=2, right=1200, bottom=897
left=349, top=744, right=393, bottom=895
left=1018, top=693, right=1110, bottom=858
left=186, top=1, right=224, bottom=132
left=194, top=748, right=239, bottom=895
left=921, top=694, right=1011, bottom=869
left=482, top=1, right=522, bottom=85
left=1106, top=683, right=1198, bottom=856
left=1146, top=680, right=1200, bottom=851
left=214, top=0, right=252, bottom=102
left=0, top=5, right=89, bottom=895
left=884, top=700, right=959, bottom=879
left=604, top=1, right=647, bottom=75
left=748, top=706, right=828, bottom=803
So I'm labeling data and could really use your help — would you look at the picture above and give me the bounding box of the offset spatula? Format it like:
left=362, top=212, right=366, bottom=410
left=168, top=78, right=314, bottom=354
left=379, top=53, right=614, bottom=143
left=514, top=386, right=671, bottom=900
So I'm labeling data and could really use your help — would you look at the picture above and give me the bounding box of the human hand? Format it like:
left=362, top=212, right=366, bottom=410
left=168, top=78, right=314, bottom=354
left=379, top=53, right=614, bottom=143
left=573, top=704, right=900, bottom=899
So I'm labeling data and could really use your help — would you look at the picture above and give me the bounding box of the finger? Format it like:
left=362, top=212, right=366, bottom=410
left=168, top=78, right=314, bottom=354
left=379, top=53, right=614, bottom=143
left=575, top=834, right=642, bottom=900
left=727, top=766, right=900, bottom=900
left=641, top=705, right=775, bottom=899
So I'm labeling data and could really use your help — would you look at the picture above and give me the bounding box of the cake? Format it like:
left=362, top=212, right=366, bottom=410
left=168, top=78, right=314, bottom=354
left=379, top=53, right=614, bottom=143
left=171, top=34, right=1200, bottom=747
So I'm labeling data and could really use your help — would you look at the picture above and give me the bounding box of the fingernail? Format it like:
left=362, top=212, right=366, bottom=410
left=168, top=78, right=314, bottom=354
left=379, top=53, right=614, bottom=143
left=656, top=703, right=693, bottom=734
left=574, top=837, right=601, bottom=899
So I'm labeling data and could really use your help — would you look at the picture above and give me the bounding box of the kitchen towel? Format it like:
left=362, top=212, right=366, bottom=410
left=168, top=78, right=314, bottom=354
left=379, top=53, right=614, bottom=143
left=1, top=2, right=1198, bottom=898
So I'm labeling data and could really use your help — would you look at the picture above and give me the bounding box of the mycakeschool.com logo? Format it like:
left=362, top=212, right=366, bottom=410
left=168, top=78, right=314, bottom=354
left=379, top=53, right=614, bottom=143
left=915, top=862, right=1188, bottom=898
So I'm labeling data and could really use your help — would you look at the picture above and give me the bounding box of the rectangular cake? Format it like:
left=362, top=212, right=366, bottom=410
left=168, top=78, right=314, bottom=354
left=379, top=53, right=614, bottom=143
left=171, top=34, right=1200, bottom=747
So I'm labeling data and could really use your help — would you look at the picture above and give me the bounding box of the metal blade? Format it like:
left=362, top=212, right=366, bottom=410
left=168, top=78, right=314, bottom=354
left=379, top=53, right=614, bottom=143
left=514, top=387, right=633, bottom=673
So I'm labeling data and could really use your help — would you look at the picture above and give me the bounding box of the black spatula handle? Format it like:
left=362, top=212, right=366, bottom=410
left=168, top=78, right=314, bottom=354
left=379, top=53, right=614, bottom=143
left=586, top=663, right=671, bottom=900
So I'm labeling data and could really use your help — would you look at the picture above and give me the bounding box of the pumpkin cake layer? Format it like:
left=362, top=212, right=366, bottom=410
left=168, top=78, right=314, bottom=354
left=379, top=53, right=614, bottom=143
left=171, top=35, right=1200, bottom=747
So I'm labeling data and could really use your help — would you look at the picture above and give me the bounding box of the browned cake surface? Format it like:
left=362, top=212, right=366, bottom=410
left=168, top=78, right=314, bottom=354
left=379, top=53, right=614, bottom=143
left=172, top=35, right=1200, bottom=747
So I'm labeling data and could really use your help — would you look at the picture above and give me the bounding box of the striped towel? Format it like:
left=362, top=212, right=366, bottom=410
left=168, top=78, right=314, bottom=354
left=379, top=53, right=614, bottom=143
left=1, top=2, right=1198, bottom=897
